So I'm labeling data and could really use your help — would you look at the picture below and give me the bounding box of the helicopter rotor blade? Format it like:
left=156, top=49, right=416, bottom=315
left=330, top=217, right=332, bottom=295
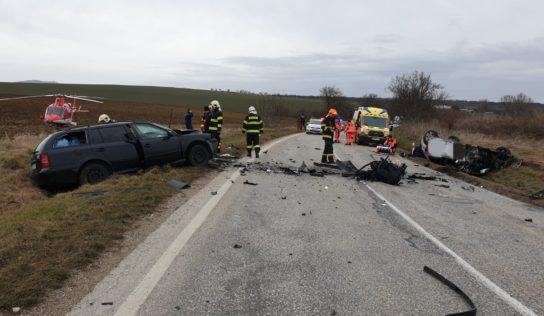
left=65, top=95, right=104, bottom=103
left=0, top=95, right=53, bottom=101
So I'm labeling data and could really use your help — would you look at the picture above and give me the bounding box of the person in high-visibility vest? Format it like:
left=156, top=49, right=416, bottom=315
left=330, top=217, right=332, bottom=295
left=333, top=118, right=343, bottom=143
left=242, top=106, right=264, bottom=158
left=321, top=108, right=337, bottom=163
left=345, top=119, right=357, bottom=145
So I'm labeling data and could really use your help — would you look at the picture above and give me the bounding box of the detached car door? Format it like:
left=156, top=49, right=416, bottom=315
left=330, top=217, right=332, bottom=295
left=131, top=123, right=183, bottom=166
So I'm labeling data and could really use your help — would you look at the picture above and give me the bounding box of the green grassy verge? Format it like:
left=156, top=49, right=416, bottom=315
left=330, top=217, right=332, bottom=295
left=0, top=82, right=324, bottom=114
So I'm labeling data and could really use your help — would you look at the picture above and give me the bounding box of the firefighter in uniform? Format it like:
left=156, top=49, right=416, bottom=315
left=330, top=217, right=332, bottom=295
left=321, top=108, right=337, bottom=163
left=242, top=106, right=264, bottom=158
left=209, top=100, right=223, bottom=153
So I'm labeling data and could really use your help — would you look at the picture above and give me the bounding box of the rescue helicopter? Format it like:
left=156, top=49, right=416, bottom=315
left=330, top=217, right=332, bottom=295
left=0, top=94, right=103, bottom=127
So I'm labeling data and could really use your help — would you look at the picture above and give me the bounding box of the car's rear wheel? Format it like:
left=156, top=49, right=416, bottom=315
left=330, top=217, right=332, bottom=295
left=79, top=163, right=111, bottom=185
left=187, top=144, right=210, bottom=166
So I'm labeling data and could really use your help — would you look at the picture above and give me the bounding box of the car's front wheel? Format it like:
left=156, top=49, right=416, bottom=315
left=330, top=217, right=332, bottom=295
left=187, top=144, right=210, bottom=166
left=79, top=162, right=111, bottom=185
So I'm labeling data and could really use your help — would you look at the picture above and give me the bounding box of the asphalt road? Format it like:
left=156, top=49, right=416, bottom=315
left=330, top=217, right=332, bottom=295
left=70, top=133, right=544, bottom=316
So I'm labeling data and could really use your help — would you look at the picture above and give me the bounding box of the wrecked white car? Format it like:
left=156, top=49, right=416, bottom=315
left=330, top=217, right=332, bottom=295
left=419, top=130, right=518, bottom=175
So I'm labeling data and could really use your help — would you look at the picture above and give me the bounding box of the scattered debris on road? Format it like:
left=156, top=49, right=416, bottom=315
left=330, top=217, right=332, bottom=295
left=434, top=184, right=450, bottom=189
left=525, top=218, right=533, bottom=223
left=211, top=191, right=218, bottom=195
left=423, top=266, right=477, bottom=316
left=407, top=173, right=449, bottom=183
left=233, top=244, right=243, bottom=249
left=530, top=189, right=544, bottom=199
left=101, top=302, right=114, bottom=306
left=461, top=186, right=475, bottom=192
left=243, top=180, right=258, bottom=186
left=168, top=180, right=191, bottom=189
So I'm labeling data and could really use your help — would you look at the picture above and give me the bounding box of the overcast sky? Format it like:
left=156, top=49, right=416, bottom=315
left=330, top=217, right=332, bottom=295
left=1, top=0, right=543, bottom=102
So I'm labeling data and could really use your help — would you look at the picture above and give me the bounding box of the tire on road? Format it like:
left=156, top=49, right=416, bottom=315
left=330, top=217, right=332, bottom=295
left=79, top=162, right=111, bottom=185
left=187, top=143, right=210, bottom=166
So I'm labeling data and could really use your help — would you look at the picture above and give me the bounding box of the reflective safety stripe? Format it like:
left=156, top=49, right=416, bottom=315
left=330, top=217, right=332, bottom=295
left=253, top=145, right=260, bottom=148
left=246, top=130, right=261, bottom=133
left=216, top=116, right=223, bottom=120
left=246, top=145, right=254, bottom=149
left=243, top=121, right=262, bottom=125
left=248, top=116, right=259, bottom=120
left=210, top=119, right=218, bottom=122
left=208, top=127, right=218, bottom=131
left=322, top=134, right=332, bottom=139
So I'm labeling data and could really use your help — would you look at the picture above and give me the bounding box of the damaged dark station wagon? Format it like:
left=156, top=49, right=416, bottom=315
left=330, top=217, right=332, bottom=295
left=31, top=121, right=217, bottom=188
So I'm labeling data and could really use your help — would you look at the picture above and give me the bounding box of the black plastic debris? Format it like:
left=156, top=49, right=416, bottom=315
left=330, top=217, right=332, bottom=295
left=336, top=160, right=358, bottom=177
left=233, top=244, right=242, bottom=249
left=301, top=212, right=306, bottom=216
left=309, top=169, right=325, bottom=177
left=314, top=162, right=341, bottom=169
left=280, top=166, right=300, bottom=175
left=461, top=186, right=475, bottom=192
left=525, top=218, right=533, bottom=223
left=423, top=266, right=477, bottom=316
left=530, top=190, right=544, bottom=200
left=101, top=302, right=114, bottom=306
left=263, top=150, right=269, bottom=154
left=434, top=184, right=450, bottom=189
left=407, top=173, right=448, bottom=183
left=243, top=180, right=258, bottom=185
left=211, top=191, right=218, bottom=195
left=298, top=161, right=310, bottom=173
left=355, top=157, right=407, bottom=185
left=168, top=180, right=191, bottom=189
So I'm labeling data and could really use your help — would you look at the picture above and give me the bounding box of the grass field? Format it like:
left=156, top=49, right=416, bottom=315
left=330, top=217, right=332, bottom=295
left=0, top=82, right=324, bottom=114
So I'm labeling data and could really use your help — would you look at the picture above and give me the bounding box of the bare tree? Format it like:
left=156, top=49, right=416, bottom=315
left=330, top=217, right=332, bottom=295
left=256, top=94, right=288, bottom=127
left=319, top=86, right=343, bottom=111
left=500, top=93, right=533, bottom=114
left=361, top=93, right=378, bottom=107
left=388, top=71, right=447, bottom=120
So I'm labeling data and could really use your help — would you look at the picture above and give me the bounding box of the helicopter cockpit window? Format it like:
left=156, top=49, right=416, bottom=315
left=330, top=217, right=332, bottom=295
left=53, top=131, right=87, bottom=148
left=46, top=106, right=64, bottom=116
left=132, top=124, right=169, bottom=139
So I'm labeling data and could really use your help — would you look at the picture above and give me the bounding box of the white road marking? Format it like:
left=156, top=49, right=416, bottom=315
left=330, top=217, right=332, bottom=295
left=334, top=151, right=537, bottom=316
left=113, top=133, right=301, bottom=316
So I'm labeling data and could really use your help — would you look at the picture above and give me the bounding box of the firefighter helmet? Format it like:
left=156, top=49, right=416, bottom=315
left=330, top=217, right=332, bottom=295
left=98, top=114, right=111, bottom=123
left=210, top=100, right=220, bottom=109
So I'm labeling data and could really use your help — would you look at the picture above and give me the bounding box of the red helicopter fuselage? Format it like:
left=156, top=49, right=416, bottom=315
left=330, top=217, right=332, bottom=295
left=43, top=97, right=87, bottom=127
